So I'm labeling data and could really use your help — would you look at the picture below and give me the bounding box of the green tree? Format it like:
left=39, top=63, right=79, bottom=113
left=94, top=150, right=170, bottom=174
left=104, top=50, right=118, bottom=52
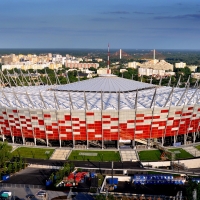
left=95, top=194, right=106, bottom=200
left=186, top=179, right=200, bottom=200
left=0, top=142, right=12, bottom=168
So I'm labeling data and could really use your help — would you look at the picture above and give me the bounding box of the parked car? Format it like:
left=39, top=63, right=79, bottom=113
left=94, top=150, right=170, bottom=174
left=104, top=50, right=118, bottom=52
left=0, top=190, right=12, bottom=197
left=26, top=194, right=35, bottom=199
left=37, top=191, right=46, bottom=197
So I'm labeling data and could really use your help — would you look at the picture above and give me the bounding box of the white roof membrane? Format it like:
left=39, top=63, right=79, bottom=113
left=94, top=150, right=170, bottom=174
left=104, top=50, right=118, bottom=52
left=53, top=76, right=155, bottom=92
left=0, top=85, right=199, bottom=110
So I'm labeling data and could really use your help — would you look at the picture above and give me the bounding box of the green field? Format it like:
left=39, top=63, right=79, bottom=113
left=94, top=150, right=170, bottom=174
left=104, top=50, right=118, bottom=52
left=68, top=150, right=121, bottom=161
left=168, top=148, right=194, bottom=159
left=138, top=150, right=161, bottom=161
left=195, top=145, right=200, bottom=151
left=12, top=147, right=55, bottom=159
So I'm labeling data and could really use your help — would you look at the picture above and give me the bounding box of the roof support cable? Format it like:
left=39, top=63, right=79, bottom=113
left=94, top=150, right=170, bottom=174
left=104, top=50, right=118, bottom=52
left=176, top=75, right=181, bottom=88
left=39, top=91, right=47, bottom=109
left=185, top=75, right=190, bottom=88
left=1, top=90, right=12, bottom=107
left=176, top=86, right=189, bottom=106
left=168, top=76, right=171, bottom=87
left=187, top=86, right=199, bottom=105
left=45, top=68, right=52, bottom=85
left=6, top=69, right=17, bottom=87
left=194, top=79, right=199, bottom=88
left=77, top=71, right=80, bottom=82
left=36, top=69, right=43, bottom=85
left=0, top=72, right=5, bottom=87
left=68, top=92, right=74, bottom=110
left=134, top=89, right=138, bottom=109
left=54, top=69, right=61, bottom=85
left=0, top=76, right=5, bottom=87
left=159, top=76, right=162, bottom=86
left=65, top=71, right=70, bottom=84
left=0, top=71, right=11, bottom=87
left=84, top=91, right=88, bottom=110
left=19, top=69, right=29, bottom=86
left=13, top=69, right=23, bottom=87
left=13, top=90, right=22, bottom=108
left=27, top=70, right=33, bottom=86
left=150, top=88, right=157, bottom=108
left=118, top=90, right=120, bottom=110
left=101, top=90, right=103, bottom=110
left=163, top=87, right=174, bottom=107
left=150, top=76, right=152, bottom=84
left=26, top=91, right=35, bottom=109
left=54, top=92, right=60, bottom=110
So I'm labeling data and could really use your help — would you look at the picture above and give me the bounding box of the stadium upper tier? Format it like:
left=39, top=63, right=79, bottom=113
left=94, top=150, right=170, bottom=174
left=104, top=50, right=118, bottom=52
left=53, top=76, right=155, bottom=92
left=0, top=80, right=199, bottom=110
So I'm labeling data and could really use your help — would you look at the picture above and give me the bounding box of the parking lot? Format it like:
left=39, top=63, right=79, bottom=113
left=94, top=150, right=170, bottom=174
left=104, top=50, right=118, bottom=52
left=2, top=168, right=56, bottom=186
left=0, top=186, right=67, bottom=200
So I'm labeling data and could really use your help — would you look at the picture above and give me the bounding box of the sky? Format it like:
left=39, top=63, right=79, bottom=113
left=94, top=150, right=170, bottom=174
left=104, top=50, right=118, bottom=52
left=0, top=0, right=200, bottom=49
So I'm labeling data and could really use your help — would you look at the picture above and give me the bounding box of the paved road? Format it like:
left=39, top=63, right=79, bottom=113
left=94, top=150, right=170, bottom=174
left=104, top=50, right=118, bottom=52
left=0, top=186, right=67, bottom=200
left=2, top=168, right=56, bottom=185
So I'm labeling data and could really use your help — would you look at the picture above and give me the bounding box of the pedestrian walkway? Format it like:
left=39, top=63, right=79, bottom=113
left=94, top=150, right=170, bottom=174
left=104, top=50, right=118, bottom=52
left=50, top=148, right=71, bottom=160
left=120, top=150, right=138, bottom=161
left=28, top=164, right=61, bottom=169
left=182, top=146, right=200, bottom=157
left=11, top=144, right=21, bottom=152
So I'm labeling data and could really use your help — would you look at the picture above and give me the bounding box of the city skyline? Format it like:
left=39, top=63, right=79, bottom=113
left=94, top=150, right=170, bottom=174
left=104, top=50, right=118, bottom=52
left=0, top=0, right=200, bottom=49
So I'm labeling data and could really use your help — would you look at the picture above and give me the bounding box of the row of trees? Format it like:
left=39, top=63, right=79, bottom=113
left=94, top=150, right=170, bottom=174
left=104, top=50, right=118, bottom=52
left=49, top=162, right=75, bottom=186
left=0, top=142, right=26, bottom=179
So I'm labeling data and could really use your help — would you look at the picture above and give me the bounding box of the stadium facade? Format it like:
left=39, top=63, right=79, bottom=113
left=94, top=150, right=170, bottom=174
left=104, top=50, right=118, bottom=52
left=0, top=74, right=199, bottom=148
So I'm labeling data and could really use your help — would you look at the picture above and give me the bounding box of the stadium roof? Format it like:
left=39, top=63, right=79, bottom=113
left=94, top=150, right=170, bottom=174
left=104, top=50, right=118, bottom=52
left=53, top=76, right=155, bottom=92
left=0, top=85, right=199, bottom=110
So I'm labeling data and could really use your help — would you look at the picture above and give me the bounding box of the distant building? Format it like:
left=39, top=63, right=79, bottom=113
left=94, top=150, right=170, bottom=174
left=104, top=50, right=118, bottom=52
left=139, top=59, right=173, bottom=71
left=191, top=73, right=200, bottom=79
left=97, top=68, right=111, bottom=75
left=175, top=62, right=186, bottom=68
left=138, top=68, right=175, bottom=77
left=65, top=62, right=99, bottom=69
left=94, top=58, right=103, bottom=62
left=2, top=63, right=62, bottom=71
left=188, top=65, right=198, bottom=72
left=120, top=69, right=127, bottom=73
left=128, top=61, right=139, bottom=69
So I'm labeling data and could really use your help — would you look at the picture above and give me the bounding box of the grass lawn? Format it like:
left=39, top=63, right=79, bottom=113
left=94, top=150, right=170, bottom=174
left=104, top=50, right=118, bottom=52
left=195, top=145, right=200, bottom=151
left=138, top=150, right=161, bottom=161
left=12, top=147, right=55, bottom=159
left=168, top=148, right=194, bottom=159
left=68, top=150, right=121, bottom=161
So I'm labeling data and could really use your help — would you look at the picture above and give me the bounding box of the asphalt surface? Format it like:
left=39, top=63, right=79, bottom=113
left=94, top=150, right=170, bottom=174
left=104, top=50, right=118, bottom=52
left=2, top=168, right=56, bottom=186
left=0, top=186, right=67, bottom=200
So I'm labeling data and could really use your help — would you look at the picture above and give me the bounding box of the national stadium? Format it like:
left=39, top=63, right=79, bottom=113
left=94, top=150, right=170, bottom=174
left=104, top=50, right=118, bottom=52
left=0, top=72, right=199, bottom=149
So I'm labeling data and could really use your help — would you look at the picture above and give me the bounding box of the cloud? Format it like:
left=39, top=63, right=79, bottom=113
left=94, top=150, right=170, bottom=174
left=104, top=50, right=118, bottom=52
left=133, top=11, right=154, bottom=15
left=102, top=11, right=129, bottom=15
left=155, top=14, right=200, bottom=20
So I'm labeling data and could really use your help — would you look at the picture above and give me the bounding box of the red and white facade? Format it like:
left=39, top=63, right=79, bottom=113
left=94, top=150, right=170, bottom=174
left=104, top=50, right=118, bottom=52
left=0, top=76, right=199, bottom=148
